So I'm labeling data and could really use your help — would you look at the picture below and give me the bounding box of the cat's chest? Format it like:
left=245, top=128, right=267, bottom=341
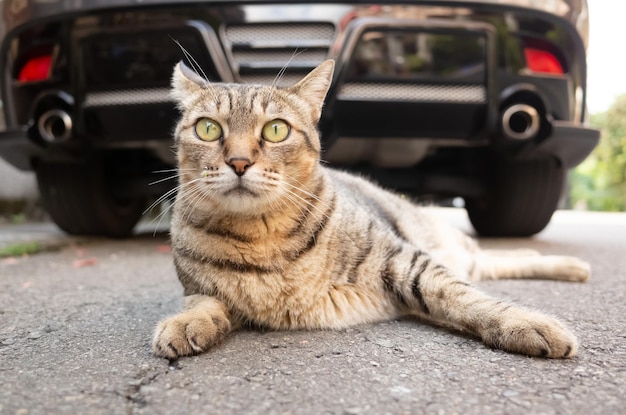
left=184, top=255, right=325, bottom=328
left=172, top=225, right=328, bottom=323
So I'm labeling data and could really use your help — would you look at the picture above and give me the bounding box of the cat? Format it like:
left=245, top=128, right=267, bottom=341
left=152, top=59, right=590, bottom=360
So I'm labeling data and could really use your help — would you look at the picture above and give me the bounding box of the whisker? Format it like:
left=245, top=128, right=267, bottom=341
left=144, top=177, right=204, bottom=217
left=147, top=177, right=199, bottom=209
left=280, top=180, right=358, bottom=247
left=281, top=191, right=316, bottom=226
left=180, top=183, right=213, bottom=223
left=149, top=180, right=207, bottom=234
left=281, top=181, right=323, bottom=204
left=171, top=37, right=220, bottom=103
left=151, top=199, right=175, bottom=236
left=152, top=168, right=196, bottom=174
left=149, top=168, right=198, bottom=186
left=268, top=48, right=306, bottom=101
left=280, top=173, right=324, bottom=203
left=272, top=49, right=306, bottom=89
left=171, top=38, right=210, bottom=85
left=148, top=174, right=184, bottom=186
left=188, top=188, right=215, bottom=222
left=281, top=187, right=330, bottom=223
left=144, top=186, right=180, bottom=216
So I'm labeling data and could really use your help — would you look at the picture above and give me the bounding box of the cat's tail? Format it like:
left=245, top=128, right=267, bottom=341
left=473, top=249, right=590, bottom=282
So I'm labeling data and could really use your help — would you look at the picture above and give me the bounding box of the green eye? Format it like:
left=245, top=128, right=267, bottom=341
left=195, top=118, right=222, bottom=142
left=262, top=119, right=290, bottom=143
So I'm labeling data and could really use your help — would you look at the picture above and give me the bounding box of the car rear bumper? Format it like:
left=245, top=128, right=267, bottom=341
left=0, top=119, right=599, bottom=171
left=0, top=128, right=41, bottom=170
left=517, top=121, right=600, bottom=168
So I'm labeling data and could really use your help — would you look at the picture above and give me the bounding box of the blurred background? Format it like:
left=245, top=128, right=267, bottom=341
left=0, top=0, right=624, bottom=222
left=571, top=1, right=626, bottom=211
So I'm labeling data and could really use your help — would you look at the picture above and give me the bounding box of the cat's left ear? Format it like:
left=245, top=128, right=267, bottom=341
left=290, top=59, right=335, bottom=121
left=171, top=61, right=208, bottom=106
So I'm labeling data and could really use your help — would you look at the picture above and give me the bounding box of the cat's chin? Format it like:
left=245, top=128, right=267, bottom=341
left=179, top=179, right=281, bottom=217
left=216, top=190, right=274, bottom=216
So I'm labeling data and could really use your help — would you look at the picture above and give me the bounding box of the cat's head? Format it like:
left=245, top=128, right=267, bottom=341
left=171, top=59, right=334, bottom=215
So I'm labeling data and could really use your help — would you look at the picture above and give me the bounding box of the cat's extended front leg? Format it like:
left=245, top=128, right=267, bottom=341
left=388, top=248, right=578, bottom=358
left=153, top=295, right=232, bottom=359
left=427, top=285, right=579, bottom=358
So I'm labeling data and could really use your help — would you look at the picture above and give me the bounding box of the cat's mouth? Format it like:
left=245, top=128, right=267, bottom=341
left=223, top=183, right=259, bottom=198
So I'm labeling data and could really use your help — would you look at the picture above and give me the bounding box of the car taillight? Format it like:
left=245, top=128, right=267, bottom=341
left=18, top=55, right=52, bottom=82
left=524, top=48, right=564, bottom=75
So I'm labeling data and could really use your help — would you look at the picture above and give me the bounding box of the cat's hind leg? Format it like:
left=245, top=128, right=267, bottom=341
left=474, top=251, right=590, bottom=282
left=153, top=295, right=232, bottom=359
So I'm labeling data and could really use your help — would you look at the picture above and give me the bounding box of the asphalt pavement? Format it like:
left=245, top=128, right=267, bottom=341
left=0, top=208, right=625, bottom=415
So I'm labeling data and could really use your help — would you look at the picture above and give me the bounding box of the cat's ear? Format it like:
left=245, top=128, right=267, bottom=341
left=290, top=59, right=335, bottom=121
left=171, top=61, right=208, bottom=105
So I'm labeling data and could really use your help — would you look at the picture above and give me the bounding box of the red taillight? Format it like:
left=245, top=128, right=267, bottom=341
left=524, top=48, right=564, bottom=75
left=18, top=55, right=52, bottom=82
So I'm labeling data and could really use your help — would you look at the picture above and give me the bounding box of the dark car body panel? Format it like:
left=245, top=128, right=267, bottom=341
left=0, top=0, right=599, bottom=199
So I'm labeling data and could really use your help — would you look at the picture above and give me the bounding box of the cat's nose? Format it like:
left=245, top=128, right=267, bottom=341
left=227, top=157, right=253, bottom=176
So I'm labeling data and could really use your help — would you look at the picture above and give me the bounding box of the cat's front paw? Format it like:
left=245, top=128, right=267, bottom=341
left=153, top=312, right=231, bottom=359
left=482, top=309, right=578, bottom=358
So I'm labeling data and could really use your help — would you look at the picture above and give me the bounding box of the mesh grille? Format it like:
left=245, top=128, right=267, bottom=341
left=338, top=83, right=487, bottom=103
left=223, top=22, right=335, bottom=85
left=224, top=23, right=335, bottom=44
left=84, top=88, right=172, bottom=107
left=232, top=49, right=329, bottom=67
left=239, top=73, right=307, bottom=87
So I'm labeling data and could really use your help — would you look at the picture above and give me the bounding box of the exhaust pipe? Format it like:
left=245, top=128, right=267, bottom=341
left=501, top=104, right=540, bottom=140
left=37, top=109, right=72, bottom=142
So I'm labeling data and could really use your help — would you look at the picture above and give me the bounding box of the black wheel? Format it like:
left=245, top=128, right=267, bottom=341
left=35, top=160, right=146, bottom=237
left=466, top=157, right=565, bottom=237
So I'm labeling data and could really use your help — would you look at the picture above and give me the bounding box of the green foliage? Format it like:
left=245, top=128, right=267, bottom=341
left=10, top=213, right=27, bottom=225
left=570, top=95, right=626, bottom=211
left=0, top=241, right=41, bottom=258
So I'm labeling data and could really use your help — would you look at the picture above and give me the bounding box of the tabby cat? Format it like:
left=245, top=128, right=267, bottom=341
left=153, top=59, right=590, bottom=360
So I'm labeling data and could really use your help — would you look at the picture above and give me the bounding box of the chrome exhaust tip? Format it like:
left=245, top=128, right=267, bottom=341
left=501, top=104, right=540, bottom=140
left=37, top=109, right=72, bottom=142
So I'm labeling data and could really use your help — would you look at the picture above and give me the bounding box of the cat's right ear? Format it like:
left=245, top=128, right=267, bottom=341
left=171, top=61, right=208, bottom=105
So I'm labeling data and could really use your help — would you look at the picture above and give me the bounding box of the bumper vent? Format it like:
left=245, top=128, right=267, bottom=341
left=84, top=88, right=172, bottom=107
left=222, top=23, right=335, bottom=86
left=338, top=83, right=487, bottom=104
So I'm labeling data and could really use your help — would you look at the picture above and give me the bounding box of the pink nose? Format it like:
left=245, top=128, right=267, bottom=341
left=228, top=158, right=253, bottom=176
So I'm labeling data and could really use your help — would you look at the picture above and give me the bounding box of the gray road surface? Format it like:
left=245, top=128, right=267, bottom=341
left=0, top=208, right=625, bottom=415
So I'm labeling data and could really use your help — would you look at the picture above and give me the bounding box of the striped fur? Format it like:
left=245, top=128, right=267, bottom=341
left=153, top=60, right=590, bottom=360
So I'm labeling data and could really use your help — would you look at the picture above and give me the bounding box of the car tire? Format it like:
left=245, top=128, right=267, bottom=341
left=466, top=157, right=565, bottom=237
left=35, top=160, right=146, bottom=237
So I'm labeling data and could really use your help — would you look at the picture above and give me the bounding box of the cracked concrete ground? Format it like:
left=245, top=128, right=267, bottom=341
left=0, top=208, right=625, bottom=414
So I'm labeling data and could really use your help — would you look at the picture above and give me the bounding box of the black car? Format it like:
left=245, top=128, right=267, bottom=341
left=0, top=0, right=599, bottom=237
